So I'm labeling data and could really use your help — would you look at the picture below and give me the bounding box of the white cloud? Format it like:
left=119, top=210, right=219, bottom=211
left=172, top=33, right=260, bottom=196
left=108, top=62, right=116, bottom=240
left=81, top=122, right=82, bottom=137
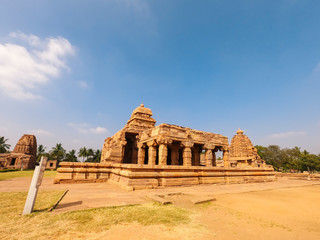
left=90, top=126, right=108, bottom=134
left=68, top=123, right=108, bottom=134
left=27, top=129, right=53, bottom=136
left=269, top=131, right=306, bottom=139
left=0, top=31, right=74, bottom=100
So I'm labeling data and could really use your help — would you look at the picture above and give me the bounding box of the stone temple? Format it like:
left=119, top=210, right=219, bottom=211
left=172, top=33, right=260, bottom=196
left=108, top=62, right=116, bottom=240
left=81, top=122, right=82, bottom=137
left=55, top=104, right=275, bottom=190
left=229, top=128, right=266, bottom=168
left=101, top=103, right=230, bottom=167
left=0, top=134, right=37, bottom=169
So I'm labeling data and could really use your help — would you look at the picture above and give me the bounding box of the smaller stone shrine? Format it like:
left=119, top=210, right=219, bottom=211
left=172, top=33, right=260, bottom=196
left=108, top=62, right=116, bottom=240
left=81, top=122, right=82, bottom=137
left=46, top=160, right=58, bottom=170
left=0, top=134, right=37, bottom=169
left=229, top=129, right=266, bottom=168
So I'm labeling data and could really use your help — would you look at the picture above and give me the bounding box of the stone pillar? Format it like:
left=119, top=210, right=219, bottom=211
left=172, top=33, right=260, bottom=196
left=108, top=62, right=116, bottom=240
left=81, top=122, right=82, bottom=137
left=147, top=141, right=157, bottom=165
left=212, top=149, right=216, bottom=166
left=205, top=149, right=213, bottom=167
left=204, top=143, right=214, bottom=167
left=158, top=143, right=168, bottom=166
left=137, top=143, right=145, bottom=165
left=223, top=149, right=230, bottom=167
left=171, top=144, right=179, bottom=165
left=183, top=147, right=192, bottom=166
left=182, top=142, right=193, bottom=166
left=193, top=146, right=201, bottom=166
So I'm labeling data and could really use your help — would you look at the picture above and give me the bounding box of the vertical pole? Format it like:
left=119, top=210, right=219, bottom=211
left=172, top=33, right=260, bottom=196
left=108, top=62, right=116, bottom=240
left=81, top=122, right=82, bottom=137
left=23, top=157, right=47, bottom=215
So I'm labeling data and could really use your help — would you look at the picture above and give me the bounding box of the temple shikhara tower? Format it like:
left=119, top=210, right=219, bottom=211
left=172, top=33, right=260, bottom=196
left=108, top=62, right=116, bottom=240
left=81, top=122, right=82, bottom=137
left=0, top=134, right=37, bottom=169
left=229, top=129, right=266, bottom=168
left=55, top=104, right=275, bottom=189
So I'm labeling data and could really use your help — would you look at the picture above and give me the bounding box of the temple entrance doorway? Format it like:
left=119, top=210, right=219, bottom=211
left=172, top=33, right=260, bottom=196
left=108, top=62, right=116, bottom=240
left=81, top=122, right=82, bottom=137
left=192, top=144, right=203, bottom=166
left=144, top=145, right=149, bottom=164
left=10, top=158, right=16, bottom=166
left=167, top=147, right=172, bottom=165
left=123, top=132, right=138, bottom=164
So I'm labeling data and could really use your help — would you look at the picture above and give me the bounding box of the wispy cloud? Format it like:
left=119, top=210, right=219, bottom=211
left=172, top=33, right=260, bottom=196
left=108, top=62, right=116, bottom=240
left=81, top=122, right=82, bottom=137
left=27, top=129, right=53, bottom=136
left=123, top=0, right=151, bottom=17
left=68, top=123, right=108, bottom=134
left=269, top=131, right=306, bottom=139
left=0, top=31, right=75, bottom=100
left=78, top=80, right=88, bottom=89
left=314, top=62, right=320, bottom=72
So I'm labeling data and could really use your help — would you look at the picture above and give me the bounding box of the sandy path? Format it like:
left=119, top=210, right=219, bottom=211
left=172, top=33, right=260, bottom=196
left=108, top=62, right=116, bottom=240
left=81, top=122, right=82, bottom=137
left=1, top=176, right=320, bottom=213
left=198, top=185, right=320, bottom=240
left=1, top=176, right=320, bottom=239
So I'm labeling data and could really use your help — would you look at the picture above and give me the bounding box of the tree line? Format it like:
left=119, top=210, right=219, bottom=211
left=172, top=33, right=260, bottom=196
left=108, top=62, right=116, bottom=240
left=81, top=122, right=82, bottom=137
left=255, top=145, right=320, bottom=173
left=0, top=136, right=101, bottom=163
left=1, top=136, right=319, bottom=171
left=36, top=144, right=101, bottom=163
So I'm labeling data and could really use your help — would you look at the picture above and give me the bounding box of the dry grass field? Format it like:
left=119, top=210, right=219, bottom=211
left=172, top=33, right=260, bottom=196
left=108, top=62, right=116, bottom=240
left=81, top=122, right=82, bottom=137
left=1, top=171, right=320, bottom=240
left=0, top=190, right=190, bottom=240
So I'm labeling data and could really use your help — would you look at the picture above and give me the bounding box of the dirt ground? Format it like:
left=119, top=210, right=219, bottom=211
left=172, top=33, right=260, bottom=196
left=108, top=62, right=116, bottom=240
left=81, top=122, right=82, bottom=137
left=81, top=184, right=320, bottom=240
left=1, top=176, right=320, bottom=240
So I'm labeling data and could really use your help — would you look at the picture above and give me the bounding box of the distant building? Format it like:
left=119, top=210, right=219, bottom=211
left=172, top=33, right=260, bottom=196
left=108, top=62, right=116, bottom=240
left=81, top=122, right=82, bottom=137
left=229, top=129, right=266, bottom=168
left=0, top=134, right=37, bottom=169
left=46, top=160, right=58, bottom=170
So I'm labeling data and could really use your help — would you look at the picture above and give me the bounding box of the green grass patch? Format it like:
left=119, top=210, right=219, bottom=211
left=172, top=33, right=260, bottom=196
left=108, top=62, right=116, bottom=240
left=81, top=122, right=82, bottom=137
left=0, top=169, right=19, bottom=172
left=0, top=170, right=56, bottom=181
left=0, top=191, right=190, bottom=240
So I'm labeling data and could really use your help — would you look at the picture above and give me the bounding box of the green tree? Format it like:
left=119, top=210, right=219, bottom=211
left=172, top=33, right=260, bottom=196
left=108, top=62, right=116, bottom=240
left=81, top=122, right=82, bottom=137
left=78, top=147, right=88, bottom=162
left=263, top=145, right=282, bottom=170
left=86, top=149, right=101, bottom=163
left=85, top=148, right=94, bottom=162
left=0, top=136, right=11, bottom=153
left=64, top=149, right=78, bottom=162
left=255, top=145, right=320, bottom=173
left=300, top=150, right=319, bottom=173
left=36, top=144, right=47, bottom=162
left=255, top=145, right=266, bottom=160
left=285, top=147, right=301, bottom=171
left=50, top=143, right=66, bottom=162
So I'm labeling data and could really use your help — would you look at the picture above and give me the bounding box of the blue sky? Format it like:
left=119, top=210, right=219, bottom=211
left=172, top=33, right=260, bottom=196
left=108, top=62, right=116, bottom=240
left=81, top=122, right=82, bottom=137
left=0, top=0, right=319, bottom=154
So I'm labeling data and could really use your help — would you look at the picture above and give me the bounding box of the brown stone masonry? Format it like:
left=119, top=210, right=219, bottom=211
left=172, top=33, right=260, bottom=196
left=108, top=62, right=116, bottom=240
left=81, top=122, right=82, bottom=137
left=0, top=134, right=37, bottom=169
left=54, top=162, right=276, bottom=190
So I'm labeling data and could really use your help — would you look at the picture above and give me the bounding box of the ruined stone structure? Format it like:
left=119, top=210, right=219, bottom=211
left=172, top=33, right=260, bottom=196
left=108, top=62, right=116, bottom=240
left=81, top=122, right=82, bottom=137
left=0, top=134, right=37, bottom=169
left=55, top=104, right=275, bottom=189
left=229, top=129, right=266, bottom=168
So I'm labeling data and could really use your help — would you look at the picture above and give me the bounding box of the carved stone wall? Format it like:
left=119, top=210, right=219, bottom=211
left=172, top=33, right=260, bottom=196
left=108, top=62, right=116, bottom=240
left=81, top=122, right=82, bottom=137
left=101, top=103, right=156, bottom=163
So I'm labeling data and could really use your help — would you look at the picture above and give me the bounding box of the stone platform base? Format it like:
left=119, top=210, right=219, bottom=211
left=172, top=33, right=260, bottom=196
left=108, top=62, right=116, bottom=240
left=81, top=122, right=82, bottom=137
left=54, top=162, right=276, bottom=190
